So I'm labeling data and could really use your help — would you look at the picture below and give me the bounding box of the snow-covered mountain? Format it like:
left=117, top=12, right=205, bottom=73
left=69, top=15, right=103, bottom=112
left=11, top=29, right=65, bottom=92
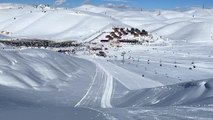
left=0, top=3, right=213, bottom=120
left=1, top=4, right=213, bottom=42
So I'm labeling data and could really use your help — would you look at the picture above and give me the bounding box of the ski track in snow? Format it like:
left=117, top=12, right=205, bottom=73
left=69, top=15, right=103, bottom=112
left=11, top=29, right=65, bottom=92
left=75, top=60, right=113, bottom=108
left=74, top=65, right=99, bottom=107
left=99, top=63, right=113, bottom=108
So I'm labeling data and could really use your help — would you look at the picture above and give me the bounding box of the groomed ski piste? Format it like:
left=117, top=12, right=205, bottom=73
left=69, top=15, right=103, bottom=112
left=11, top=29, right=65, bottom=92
left=1, top=3, right=213, bottom=120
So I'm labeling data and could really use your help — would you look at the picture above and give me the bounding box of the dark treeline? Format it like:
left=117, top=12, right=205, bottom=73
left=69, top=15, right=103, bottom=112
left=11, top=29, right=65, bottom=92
left=0, top=39, right=81, bottom=48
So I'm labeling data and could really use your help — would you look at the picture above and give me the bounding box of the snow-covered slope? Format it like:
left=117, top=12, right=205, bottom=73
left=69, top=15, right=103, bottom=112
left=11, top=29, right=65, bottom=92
left=0, top=4, right=128, bottom=41
left=119, top=9, right=213, bottom=43
left=0, top=48, right=99, bottom=93
left=114, top=78, right=213, bottom=107
left=1, top=4, right=212, bottom=43
left=0, top=34, right=9, bottom=39
left=0, top=3, right=31, bottom=10
left=152, top=20, right=213, bottom=42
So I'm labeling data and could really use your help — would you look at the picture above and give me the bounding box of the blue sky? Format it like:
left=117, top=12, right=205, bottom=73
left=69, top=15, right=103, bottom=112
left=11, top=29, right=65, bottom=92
left=0, top=0, right=213, bottom=9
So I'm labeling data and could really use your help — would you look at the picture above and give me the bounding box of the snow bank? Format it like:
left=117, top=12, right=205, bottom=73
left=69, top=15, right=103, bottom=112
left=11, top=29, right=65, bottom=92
left=114, top=79, right=213, bottom=107
left=0, top=34, right=10, bottom=39
left=0, top=48, right=95, bottom=90
left=0, top=107, right=107, bottom=120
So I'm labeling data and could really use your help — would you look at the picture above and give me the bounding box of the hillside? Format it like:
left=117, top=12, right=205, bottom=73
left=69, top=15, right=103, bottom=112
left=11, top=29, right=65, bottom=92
left=0, top=4, right=213, bottom=43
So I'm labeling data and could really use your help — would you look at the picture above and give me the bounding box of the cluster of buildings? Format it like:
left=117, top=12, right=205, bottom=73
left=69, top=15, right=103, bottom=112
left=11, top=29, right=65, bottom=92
left=88, top=27, right=152, bottom=57
left=101, top=27, right=149, bottom=44
left=1, top=31, right=12, bottom=35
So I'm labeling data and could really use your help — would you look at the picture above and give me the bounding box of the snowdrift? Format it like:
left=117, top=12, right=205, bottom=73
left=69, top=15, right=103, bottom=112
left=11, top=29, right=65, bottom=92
left=0, top=34, right=10, bottom=39
left=0, top=107, right=107, bottom=120
left=0, top=48, right=96, bottom=90
left=0, top=48, right=104, bottom=109
left=114, top=78, right=213, bottom=107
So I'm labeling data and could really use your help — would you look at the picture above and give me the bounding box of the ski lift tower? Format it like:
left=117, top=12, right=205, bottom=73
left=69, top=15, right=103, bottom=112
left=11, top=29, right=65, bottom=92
left=121, top=51, right=126, bottom=64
